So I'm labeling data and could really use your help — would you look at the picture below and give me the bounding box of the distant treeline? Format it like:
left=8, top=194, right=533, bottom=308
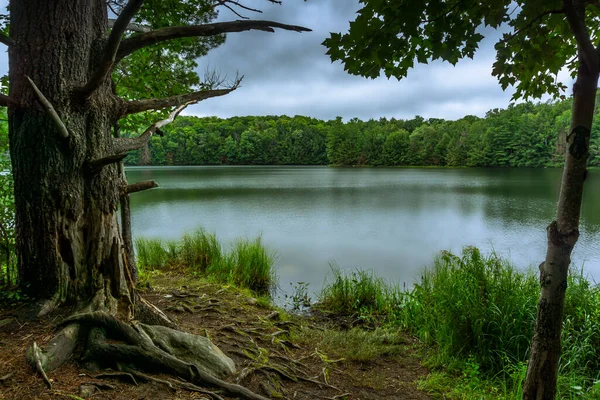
left=125, top=99, right=600, bottom=167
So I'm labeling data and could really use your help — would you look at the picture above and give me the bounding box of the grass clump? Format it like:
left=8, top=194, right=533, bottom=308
left=135, top=237, right=176, bottom=269
left=316, top=264, right=403, bottom=324
left=403, top=247, right=600, bottom=398
left=180, top=230, right=222, bottom=273
left=135, top=230, right=275, bottom=296
left=403, top=247, right=539, bottom=373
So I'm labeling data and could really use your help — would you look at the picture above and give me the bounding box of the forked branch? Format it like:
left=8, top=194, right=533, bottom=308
left=108, top=18, right=152, bottom=33
left=81, top=0, right=145, bottom=97
left=26, top=76, right=69, bottom=139
left=113, top=101, right=194, bottom=154
left=116, top=20, right=311, bottom=61
left=121, top=78, right=240, bottom=116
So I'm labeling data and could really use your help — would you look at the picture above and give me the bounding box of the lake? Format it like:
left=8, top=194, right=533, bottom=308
left=125, top=166, right=600, bottom=296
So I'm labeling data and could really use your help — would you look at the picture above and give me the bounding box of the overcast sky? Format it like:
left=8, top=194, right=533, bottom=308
left=0, top=0, right=573, bottom=121
left=191, top=0, right=573, bottom=121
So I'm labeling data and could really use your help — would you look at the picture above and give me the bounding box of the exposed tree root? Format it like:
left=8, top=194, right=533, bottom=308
left=27, top=311, right=271, bottom=400
left=27, top=342, right=52, bottom=389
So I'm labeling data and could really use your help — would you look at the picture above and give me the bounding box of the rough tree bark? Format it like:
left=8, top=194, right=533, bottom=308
left=10, top=0, right=130, bottom=312
left=6, top=1, right=308, bottom=397
left=523, top=1, right=600, bottom=398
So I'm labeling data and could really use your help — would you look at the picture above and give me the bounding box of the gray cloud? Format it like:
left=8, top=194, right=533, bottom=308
left=187, top=0, right=554, bottom=121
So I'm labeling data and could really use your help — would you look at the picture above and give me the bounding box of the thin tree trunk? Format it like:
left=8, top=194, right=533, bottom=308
left=523, top=62, right=599, bottom=399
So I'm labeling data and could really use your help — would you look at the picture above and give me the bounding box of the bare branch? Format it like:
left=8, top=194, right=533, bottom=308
left=121, top=78, right=240, bottom=116
left=0, top=33, right=13, bottom=47
left=221, top=4, right=250, bottom=19
left=85, top=154, right=128, bottom=175
left=113, top=101, right=194, bottom=153
left=218, top=0, right=263, bottom=15
left=116, top=20, right=311, bottom=61
left=125, top=180, right=158, bottom=194
left=0, top=93, right=19, bottom=107
left=26, top=76, right=69, bottom=139
left=108, top=18, right=152, bottom=33
left=81, top=0, right=145, bottom=98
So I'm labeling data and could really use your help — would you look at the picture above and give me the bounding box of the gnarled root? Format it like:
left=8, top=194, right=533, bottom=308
left=26, top=323, right=81, bottom=373
left=28, top=311, right=269, bottom=400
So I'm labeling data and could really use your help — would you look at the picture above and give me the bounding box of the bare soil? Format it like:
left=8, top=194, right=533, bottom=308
left=0, top=272, right=430, bottom=400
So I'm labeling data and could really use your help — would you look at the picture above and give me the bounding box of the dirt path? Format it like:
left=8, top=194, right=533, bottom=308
left=0, top=273, right=430, bottom=400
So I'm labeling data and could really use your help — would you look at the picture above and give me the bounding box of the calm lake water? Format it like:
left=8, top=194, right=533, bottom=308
left=125, top=166, right=600, bottom=295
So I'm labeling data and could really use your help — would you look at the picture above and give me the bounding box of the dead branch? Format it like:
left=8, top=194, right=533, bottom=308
left=116, top=20, right=311, bottom=61
left=86, top=154, right=128, bottom=174
left=114, top=101, right=193, bottom=153
left=25, top=76, right=69, bottom=139
left=108, top=18, right=151, bottom=33
left=125, top=180, right=158, bottom=194
left=113, top=126, right=154, bottom=154
left=121, top=79, right=239, bottom=116
left=219, top=0, right=263, bottom=15
left=81, top=0, right=145, bottom=98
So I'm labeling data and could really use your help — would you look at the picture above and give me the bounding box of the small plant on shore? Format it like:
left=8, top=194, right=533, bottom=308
left=285, top=281, right=312, bottom=312
left=316, top=264, right=403, bottom=324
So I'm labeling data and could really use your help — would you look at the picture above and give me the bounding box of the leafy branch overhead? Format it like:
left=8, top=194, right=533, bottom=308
left=323, top=0, right=600, bottom=99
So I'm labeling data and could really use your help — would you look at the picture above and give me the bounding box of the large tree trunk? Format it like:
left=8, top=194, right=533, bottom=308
left=523, top=62, right=599, bottom=398
left=9, top=0, right=131, bottom=315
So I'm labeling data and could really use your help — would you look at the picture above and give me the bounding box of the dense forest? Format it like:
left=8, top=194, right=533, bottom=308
left=124, top=98, right=600, bottom=168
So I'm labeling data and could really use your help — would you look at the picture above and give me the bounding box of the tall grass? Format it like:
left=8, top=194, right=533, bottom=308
left=135, top=230, right=275, bottom=295
left=180, top=230, right=222, bottom=273
left=403, top=247, right=539, bottom=373
left=316, top=246, right=600, bottom=398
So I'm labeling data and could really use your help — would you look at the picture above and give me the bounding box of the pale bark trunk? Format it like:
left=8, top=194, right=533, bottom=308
left=523, top=62, right=599, bottom=399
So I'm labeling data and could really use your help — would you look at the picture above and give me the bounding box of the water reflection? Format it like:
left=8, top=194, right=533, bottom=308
left=126, top=166, right=600, bottom=292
